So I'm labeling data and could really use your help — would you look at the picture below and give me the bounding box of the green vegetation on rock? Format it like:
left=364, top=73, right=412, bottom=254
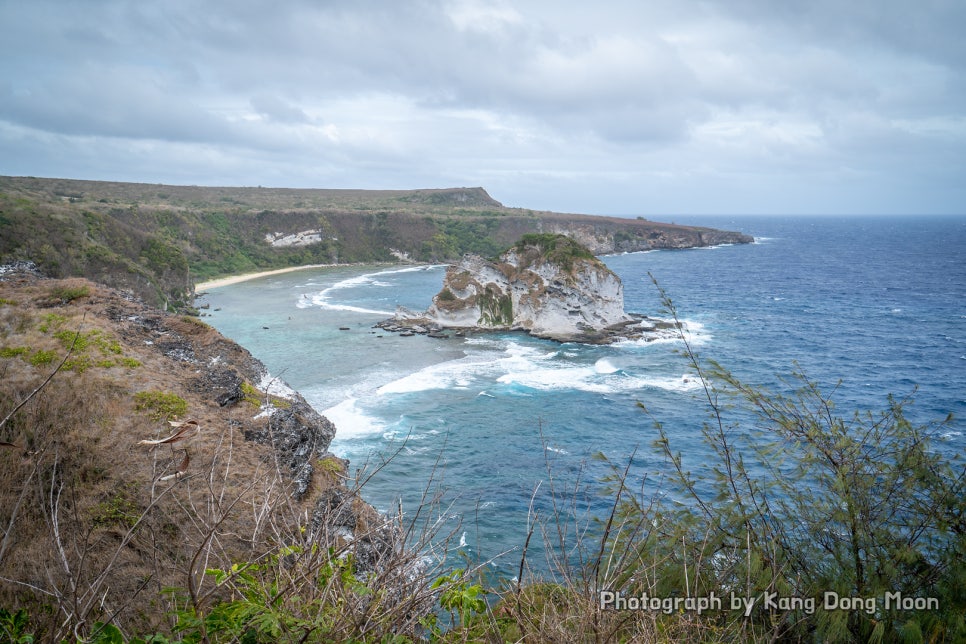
left=477, top=286, right=513, bottom=326
left=514, top=232, right=598, bottom=271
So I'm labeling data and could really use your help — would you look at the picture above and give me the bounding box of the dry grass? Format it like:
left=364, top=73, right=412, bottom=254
left=0, top=273, right=393, bottom=639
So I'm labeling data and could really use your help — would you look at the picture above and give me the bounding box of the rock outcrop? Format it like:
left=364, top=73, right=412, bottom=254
left=386, top=234, right=651, bottom=343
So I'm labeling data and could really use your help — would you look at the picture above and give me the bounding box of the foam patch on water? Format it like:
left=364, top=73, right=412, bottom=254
left=376, top=357, right=490, bottom=394
left=614, top=318, right=711, bottom=348
left=594, top=358, right=620, bottom=374
left=495, top=366, right=701, bottom=394
left=296, top=265, right=443, bottom=315
left=323, top=398, right=387, bottom=440
left=372, top=335, right=704, bottom=397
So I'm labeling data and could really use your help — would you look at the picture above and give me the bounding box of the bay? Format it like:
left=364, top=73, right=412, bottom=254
left=198, top=215, right=966, bottom=576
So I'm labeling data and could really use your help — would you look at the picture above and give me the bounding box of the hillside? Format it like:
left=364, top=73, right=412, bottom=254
left=0, top=267, right=425, bottom=640
left=0, top=176, right=752, bottom=311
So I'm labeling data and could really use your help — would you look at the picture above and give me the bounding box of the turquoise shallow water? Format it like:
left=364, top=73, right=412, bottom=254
left=198, top=215, right=966, bottom=577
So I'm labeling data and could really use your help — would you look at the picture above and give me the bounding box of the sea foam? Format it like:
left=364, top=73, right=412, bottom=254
left=323, top=397, right=386, bottom=440
left=371, top=337, right=700, bottom=397
left=297, top=265, right=444, bottom=315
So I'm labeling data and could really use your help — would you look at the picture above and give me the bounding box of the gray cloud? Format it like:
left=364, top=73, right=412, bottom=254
left=0, top=0, right=963, bottom=214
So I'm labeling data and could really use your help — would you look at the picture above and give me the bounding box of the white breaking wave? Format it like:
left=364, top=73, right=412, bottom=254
left=495, top=365, right=701, bottom=394
left=322, top=397, right=386, bottom=440
left=373, top=338, right=703, bottom=397
left=376, top=356, right=490, bottom=394
left=594, top=358, right=620, bottom=374
left=614, top=318, right=711, bottom=348
left=296, top=265, right=444, bottom=314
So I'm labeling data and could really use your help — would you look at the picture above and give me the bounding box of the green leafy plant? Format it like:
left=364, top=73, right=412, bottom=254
left=92, top=486, right=141, bottom=528
left=38, top=313, right=68, bottom=333
left=432, top=569, right=488, bottom=629
left=28, top=349, right=57, bottom=366
left=170, top=546, right=376, bottom=643
left=0, top=346, right=30, bottom=358
left=0, top=607, right=34, bottom=644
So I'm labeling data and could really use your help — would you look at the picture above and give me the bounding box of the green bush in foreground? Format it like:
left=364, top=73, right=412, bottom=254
left=577, top=280, right=966, bottom=643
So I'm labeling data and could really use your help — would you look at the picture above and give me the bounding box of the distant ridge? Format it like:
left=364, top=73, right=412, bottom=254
left=0, top=175, right=752, bottom=310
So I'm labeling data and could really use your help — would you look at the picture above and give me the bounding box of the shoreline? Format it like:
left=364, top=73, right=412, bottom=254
left=195, top=263, right=398, bottom=291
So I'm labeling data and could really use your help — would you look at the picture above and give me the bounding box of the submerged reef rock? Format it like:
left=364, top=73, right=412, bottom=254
left=381, top=234, right=674, bottom=344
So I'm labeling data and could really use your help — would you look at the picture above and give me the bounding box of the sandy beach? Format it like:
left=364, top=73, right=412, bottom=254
left=194, top=264, right=338, bottom=291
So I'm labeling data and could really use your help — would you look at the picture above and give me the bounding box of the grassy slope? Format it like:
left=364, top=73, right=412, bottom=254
left=0, top=272, right=361, bottom=638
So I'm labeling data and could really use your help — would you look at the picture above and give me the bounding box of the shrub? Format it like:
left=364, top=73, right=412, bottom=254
left=240, top=381, right=290, bottom=409
left=28, top=349, right=57, bottom=366
left=606, top=278, right=966, bottom=642
left=179, top=315, right=211, bottom=330
left=513, top=233, right=596, bottom=271
left=436, top=287, right=456, bottom=302
left=92, top=486, right=141, bottom=528
left=241, top=381, right=262, bottom=407
left=133, top=390, right=188, bottom=421
left=38, top=313, right=68, bottom=333
left=49, top=283, right=90, bottom=303
left=0, top=346, right=30, bottom=358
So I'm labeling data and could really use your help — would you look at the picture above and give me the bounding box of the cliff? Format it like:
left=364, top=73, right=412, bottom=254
left=0, top=264, right=402, bottom=637
left=0, top=176, right=752, bottom=312
left=387, top=234, right=654, bottom=343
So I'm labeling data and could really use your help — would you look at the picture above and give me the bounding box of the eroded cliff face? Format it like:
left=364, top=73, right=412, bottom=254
left=403, top=236, right=633, bottom=342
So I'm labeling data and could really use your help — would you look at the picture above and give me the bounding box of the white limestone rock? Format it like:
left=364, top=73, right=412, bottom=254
left=412, top=235, right=633, bottom=342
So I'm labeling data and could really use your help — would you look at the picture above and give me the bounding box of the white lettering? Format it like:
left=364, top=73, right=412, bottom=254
left=730, top=592, right=756, bottom=617
left=885, top=592, right=939, bottom=611
left=600, top=590, right=616, bottom=609
left=824, top=591, right=877, bottom=615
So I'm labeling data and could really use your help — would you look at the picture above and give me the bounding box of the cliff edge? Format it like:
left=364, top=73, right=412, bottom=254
left=0, top=264, right=403, bottom=637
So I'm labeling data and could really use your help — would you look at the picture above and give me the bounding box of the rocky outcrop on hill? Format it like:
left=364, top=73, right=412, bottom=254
left=383, top=234, right=669, bottom=343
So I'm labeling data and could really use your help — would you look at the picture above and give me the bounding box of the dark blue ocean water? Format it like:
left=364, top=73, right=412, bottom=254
left=199, top=215, right=966, bottom=576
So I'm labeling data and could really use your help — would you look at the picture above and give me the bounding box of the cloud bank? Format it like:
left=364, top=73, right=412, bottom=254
left=1, top=0, right=963, bottom=214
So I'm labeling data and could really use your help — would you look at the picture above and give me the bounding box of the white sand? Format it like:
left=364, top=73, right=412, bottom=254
left=194, top=264, right=337, bottom=291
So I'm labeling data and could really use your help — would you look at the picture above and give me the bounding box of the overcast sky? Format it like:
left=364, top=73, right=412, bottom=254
left=1, top=1, right=964, bottom=215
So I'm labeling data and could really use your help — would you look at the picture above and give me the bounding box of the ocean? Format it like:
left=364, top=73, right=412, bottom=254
left=198, top=215, right=966, bottom=577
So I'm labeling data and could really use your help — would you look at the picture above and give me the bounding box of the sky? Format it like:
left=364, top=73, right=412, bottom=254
left=1, top=1, right=964, bottom=216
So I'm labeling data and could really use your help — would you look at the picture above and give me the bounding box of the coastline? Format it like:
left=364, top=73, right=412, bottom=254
left=195, top=263, right=358, bottom=291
